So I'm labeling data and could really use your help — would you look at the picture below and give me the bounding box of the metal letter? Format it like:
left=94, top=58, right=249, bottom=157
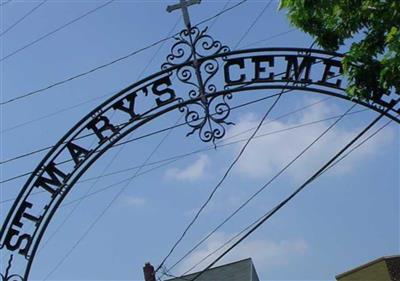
left=283, top=56, right=315, bottom=83
left=151, top=76, right=176, bottom=107
left=224, top=58, right=246, bottom=85
left=34, top=163, right=69, bottom=195
left=252, top=55, right=275, bottom=82
left=66, top=142, right=91, bottom=167
left=319, top=59, right=343, bottom=88
left=86, top=116, right=118, bottom=144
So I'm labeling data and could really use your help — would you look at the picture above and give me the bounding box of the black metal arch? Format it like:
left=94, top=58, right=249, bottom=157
left=1, top=28, right=399, bottom=280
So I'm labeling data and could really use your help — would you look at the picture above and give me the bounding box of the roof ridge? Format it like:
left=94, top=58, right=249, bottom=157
left=335, top=255, right=400, bottom=279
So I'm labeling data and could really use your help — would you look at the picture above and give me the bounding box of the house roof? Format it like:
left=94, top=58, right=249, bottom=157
left=335, top=255, right=400, bottom=279
left=165, top=258, right=260, bottom=281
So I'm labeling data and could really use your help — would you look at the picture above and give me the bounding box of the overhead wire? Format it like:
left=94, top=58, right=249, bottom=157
left=0, top=1, right=295, bottom=161
left=233, top=0, right=273, bottom=49
left=41, top=8, right=200, bottom=276
left=164, top=103, right=357, bottom=276
left=0, top=107, right=368, bottom=205
left=42, top=114, right=180, bottom=280
left=160, top=113, right=396, bottom=279
left=156, top=2, right=297, bottom=271
left=1, top=0, right=305, bottom=170
left=0, top=0, right=12, bottom=7
left=0, top=24, right=294, bottom=135
left=0, top=91, right=111, bottom=134
left=187, top=108, right=393, bottom=281
left=37, top=17, right=181, bottom=254
left=0, top=90, right=281, bottom=182
left=0, top=0, right=48, bottom=37
left=1, top=83, right=293, bottom=180
left=178, top=210, right=270, bottom=277
left=42, top=2, right=256, bottom=274
left=2, top=50, right=338, bottom=165
left=207, top=0, right=231, bottom=30
left=0, top=0, right=115, bottom=63
left=0, top=95, right=330, bottom=192
left=156, top=91, right=283, bottom=274
left=241, top=29, right=296, bottom=48
left=0, top=0, right=248, bottom=107
left=323, top=117, right=397, bottom=173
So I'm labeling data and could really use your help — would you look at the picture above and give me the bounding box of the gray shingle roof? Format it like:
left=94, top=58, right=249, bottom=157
left=166, top=258, right=260, bottom=281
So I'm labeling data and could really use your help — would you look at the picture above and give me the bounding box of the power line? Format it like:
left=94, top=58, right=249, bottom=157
left=188, top=109, right=391, bottom=281
left=0, top=0, right=48, bottom=37
left=39, top=14, right=186, bottom=275
left=0, top=90, right=284, bottom=175
left=0, top=0, right=12, bottom=7
left=164, top=103, right=357, bottom=276
left=0, top=62, right=344, bottom=186
left=207, top=0, right=231, bottom=30
left=0, top=1, right=254, bottom=133
left=241, top=29, right=296, bottom=48
left=0, top=0, right=115, bottom=63
left=178, top=211, right=269, bottom=277
left=0, top=0, right=248, bottom=107
left=1, top=17, right=311, bottom=167
left=166, top=114, right=395, bottom=278
left=0, top=32, right=171, bottom=106
left=37, top=19, right=182, bottom=255
left=0, top=57, right=312, bottom=165
left=42, top=116, right=182, bottom=281
left=57, top=109, right=364, bottom=207
left=196, top=0, right=247, bottom=27
left=0, top=91, right=110, bottom=134
left=155, top=37, right=318, bottom=272
left=0, top=96, right=332, bottom=200
left=324, top=117, right=396, bottom=173
left=0, top=108, right=368, bottom=205
left=234, top=0, right=273, bottom=49
left=136, top=18, right=181, bottom=80
left=156, top=91, right=283, bottom=273
left=0, top=26, right=295, bottom=136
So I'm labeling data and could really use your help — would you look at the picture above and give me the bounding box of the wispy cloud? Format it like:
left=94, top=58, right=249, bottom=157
left=165, top=155, right=210, bottom=182
left=225, top=101, right=393, bottom=181
left=123, top=196, right=146, bottom=207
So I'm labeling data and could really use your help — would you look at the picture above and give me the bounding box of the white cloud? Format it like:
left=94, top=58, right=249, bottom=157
left=123, top=196, right=146, bottom=207
left=165, top=155, right=210, bottom=182
left=225, top=101, right=393, bottom=181
left=177, top=232, right=308, bottom=276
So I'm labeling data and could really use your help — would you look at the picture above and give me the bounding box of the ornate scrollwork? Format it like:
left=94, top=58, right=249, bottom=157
left=163, top=26, right=233, bottom=143
left=162, top=27, right=230, bottom=69
left=1, top=256, right=23, bottom=281
left=0, top=274, right=23, bottom=281
left=179, top=92, right=234, bottom=144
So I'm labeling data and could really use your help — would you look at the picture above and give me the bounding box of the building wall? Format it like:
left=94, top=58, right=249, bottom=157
left=336, top=260, right=392, bottom=281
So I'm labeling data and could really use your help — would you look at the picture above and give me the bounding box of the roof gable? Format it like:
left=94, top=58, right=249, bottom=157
left=166, top=258, right=260, bottom=281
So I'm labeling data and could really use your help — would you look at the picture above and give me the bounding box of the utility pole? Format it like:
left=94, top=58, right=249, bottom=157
left=143, top=263, right=156, bottom=281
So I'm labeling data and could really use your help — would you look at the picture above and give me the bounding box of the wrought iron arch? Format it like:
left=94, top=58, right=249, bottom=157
left=1, top=26, right=399, bottom=281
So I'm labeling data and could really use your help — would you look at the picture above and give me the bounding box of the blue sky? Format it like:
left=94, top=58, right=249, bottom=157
left=0, top=0, right=399, bottom=280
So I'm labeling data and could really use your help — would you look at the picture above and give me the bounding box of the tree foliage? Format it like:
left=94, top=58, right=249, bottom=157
left=279, top=0, right=400, bottom=100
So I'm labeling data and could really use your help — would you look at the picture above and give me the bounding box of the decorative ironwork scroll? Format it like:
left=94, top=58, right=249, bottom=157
left=162, top=26, right=233, bottom=143
left=1, top=256, right=23, bottom=281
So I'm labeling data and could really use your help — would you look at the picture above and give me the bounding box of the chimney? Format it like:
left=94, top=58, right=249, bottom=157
left=143, top=263, right=156, bottom=281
